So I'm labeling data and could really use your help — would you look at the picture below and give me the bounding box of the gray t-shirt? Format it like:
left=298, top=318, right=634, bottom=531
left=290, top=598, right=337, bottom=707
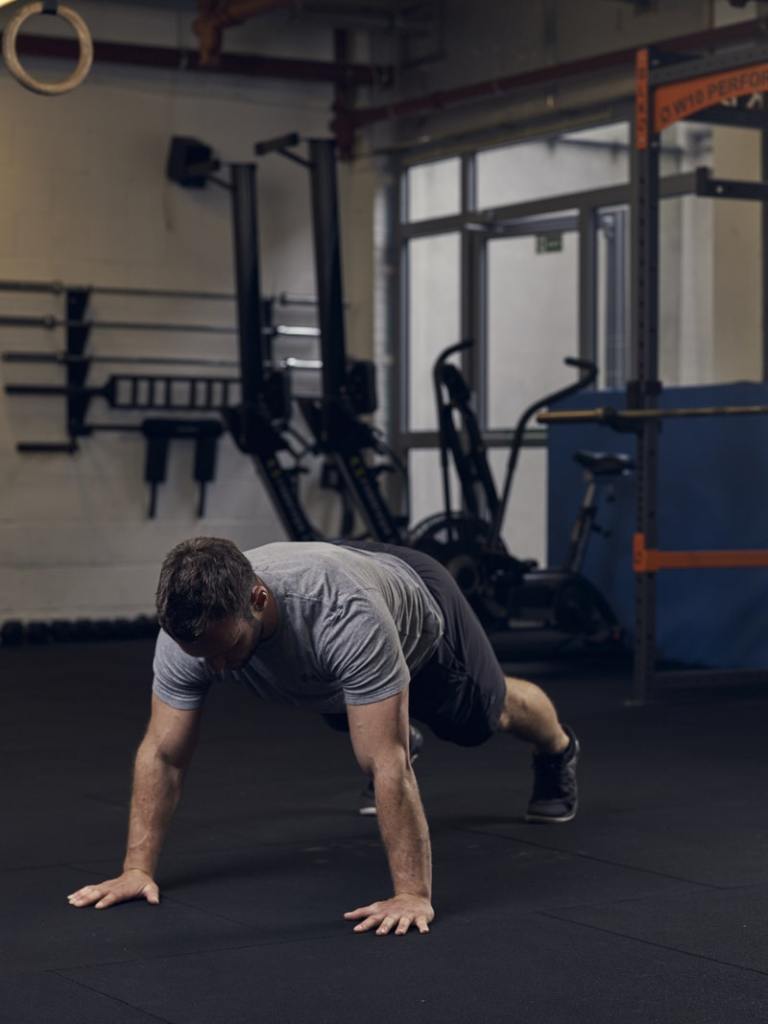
left=152, top=542, right=445, bottom=714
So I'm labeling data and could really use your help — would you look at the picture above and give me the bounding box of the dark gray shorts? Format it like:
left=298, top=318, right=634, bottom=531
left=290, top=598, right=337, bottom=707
left=326, top=541, right=507, bottom=747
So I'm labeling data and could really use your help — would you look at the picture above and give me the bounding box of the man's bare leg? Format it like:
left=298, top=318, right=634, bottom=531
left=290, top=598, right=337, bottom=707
left=497, top=676, right=570, bottom=755
left=497, top=676, right=579, bottom=823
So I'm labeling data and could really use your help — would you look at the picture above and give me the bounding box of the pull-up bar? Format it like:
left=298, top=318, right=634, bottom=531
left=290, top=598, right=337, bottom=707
left=538, top=403, right=768, bottom=426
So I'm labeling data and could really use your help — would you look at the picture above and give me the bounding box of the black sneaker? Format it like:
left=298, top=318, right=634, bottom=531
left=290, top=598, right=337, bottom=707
left=358, top=723, right=424, bottom=816
left=525, top=725, right=580, bottom=824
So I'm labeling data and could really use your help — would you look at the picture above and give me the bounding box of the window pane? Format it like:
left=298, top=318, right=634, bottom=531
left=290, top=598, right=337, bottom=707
left=407, top=233, right=461, bottom=430
left=406, top=158, right=461, bottom=222
left=486, top=233, right=580, bottom=429
left=660, top=195, right=716, bottom=386
left=477, top=123, right=630, bottom=210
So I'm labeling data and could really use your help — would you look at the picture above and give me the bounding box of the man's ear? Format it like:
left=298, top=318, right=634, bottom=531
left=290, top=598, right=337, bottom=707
left=250, top=583, right=268, bottom=613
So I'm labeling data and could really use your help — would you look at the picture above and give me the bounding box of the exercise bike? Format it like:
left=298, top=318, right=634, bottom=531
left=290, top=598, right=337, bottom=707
left=409, top=341, right=633, bottom=649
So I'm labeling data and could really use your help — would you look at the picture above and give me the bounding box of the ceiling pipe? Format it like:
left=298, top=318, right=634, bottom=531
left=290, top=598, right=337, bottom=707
left=2, top=31, right=389, bottom=86
left=332, top=17, right=768, bottom=151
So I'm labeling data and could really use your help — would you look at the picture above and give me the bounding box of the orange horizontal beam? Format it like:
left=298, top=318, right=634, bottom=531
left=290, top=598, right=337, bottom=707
left=654, top=62, right=768, bottom=134
left=634, top=533, right=768, bottom=572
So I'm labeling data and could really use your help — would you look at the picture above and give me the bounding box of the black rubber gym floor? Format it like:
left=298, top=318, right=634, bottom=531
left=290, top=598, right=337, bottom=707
left=4, top=639, right=768, bottom=1023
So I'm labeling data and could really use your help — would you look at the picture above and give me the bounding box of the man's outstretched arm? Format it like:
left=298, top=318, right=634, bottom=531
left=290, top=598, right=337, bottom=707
left=67, top=694, right=202, bottom=910
left=343, top=690, right=434, bottom=936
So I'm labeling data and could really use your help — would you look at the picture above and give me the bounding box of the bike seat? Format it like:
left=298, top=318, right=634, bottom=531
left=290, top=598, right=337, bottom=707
left=573, top=450, right=634, bottom=476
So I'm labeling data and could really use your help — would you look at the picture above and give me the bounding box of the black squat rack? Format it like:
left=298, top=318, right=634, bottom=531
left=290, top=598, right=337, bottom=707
left=541, top=37, right=768, bottom=704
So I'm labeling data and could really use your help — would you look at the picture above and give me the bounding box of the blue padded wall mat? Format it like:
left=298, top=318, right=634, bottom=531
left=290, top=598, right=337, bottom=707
left=546, top=382, right=768, bottom=668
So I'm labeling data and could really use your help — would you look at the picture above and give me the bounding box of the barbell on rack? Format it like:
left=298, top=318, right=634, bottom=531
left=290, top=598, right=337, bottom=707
left=538, top=403, right=768, bottom=427
left=0, top=314, right=320, bottom=337
left=4, top=351, right=240, bottom=369
left=0, top=280, right=324, bottom=307
left=2, top=351, right=322, bottom=370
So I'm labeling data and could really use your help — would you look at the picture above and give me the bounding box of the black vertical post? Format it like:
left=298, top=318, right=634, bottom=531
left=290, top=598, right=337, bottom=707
left=460, top=154, right=477, bottom=395
left=309, top=139, right=347, bottom=413
left=630, top=47, right=661, bottom=706
left=375, top=154, right=404, bottom=514
left=65, top=287, right=92, bottom=443
left=399, top=163, right=410, bottom=444
left=762, top=127, right=768, bottom=380
left=229, top=160, right=317, bottom=541
left=230, top=163, right=265, bottom=452
left=307, top=137, right=404, bottom=543
left=461, top=155, right=480, bottom=525
left=578, top=205, right=597, bottom=365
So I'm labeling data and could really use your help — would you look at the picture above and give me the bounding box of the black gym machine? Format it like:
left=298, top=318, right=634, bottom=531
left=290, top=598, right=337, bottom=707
left=165, top=137, right=332, bottom=542
left=250, top=133, right=630, bottom=651
left=250, top=133, right=409, bottom=546
left=411, top=340, right=633, bottom=647
left=165, top=134, right=405, bottom=546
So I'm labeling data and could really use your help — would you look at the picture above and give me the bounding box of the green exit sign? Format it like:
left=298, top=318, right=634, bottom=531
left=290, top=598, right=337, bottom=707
left=535, top=232, right=563, bottom=253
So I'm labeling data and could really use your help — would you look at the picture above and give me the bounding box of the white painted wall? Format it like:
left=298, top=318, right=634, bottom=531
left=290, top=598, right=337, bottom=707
left=0, top=3, right=336, bottom=621
left=3, top=0, right=763, bottom=621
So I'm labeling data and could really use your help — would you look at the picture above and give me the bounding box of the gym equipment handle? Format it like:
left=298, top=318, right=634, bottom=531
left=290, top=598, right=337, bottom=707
left=254, top=132, right=300, bottom=156
left=564, top=357, right=598, bottom=384
left=488, top=355, right=597, bottom=548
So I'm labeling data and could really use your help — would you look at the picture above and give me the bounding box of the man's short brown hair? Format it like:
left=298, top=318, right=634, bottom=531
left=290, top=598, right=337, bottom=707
left=156, top=537, right=257, bottom=642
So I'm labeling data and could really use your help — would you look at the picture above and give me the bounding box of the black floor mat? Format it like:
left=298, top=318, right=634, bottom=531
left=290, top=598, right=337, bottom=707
left=4, top=639, right=768, bottom=1023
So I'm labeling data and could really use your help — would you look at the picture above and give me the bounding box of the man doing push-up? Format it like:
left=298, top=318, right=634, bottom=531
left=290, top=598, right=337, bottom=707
left=67, top=537, right=580, bottom=936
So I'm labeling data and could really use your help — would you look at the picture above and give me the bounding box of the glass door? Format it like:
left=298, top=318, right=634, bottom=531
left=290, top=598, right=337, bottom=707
left=481, top=217, right=580, bottom=564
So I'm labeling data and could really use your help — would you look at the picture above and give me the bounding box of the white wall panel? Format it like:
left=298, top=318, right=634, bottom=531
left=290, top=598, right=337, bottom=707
left=0, top=3, right=334, bottom=620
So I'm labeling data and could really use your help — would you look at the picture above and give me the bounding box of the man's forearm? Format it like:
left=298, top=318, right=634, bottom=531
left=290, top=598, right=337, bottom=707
left=122, top=743, right=185, bottom=876
left=374, top=768, right=432, bottom=899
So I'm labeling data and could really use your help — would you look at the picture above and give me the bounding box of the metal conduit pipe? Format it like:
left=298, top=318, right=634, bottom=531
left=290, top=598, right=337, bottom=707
left=0, top=281, right=321, bottom=305
left=1, top=32, right=385, bottom=86
left=0, top=316, right=320, bottom=335
left=1, top=352, right=322, bottom=369
left=333, top=17, right=768, bottom=148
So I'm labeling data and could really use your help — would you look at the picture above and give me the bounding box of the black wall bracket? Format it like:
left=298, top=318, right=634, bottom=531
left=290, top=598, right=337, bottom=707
left=141, top=418, right=223, bottom=518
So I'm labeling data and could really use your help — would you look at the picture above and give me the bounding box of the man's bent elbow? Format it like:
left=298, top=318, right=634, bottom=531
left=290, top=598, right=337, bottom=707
left=136, top=737, right=190, bottom=776
left=370, top=753, right=416, bottom=790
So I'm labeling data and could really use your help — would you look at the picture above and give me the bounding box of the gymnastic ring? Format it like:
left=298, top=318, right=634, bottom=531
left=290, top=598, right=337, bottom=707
left=2, top=2, right=93, bottom=96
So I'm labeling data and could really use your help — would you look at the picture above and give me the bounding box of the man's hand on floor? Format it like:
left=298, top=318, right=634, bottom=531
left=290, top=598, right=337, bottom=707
left=344, top=893, right=434, bottom=935
left=67, top=869, right=159, bottom=910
